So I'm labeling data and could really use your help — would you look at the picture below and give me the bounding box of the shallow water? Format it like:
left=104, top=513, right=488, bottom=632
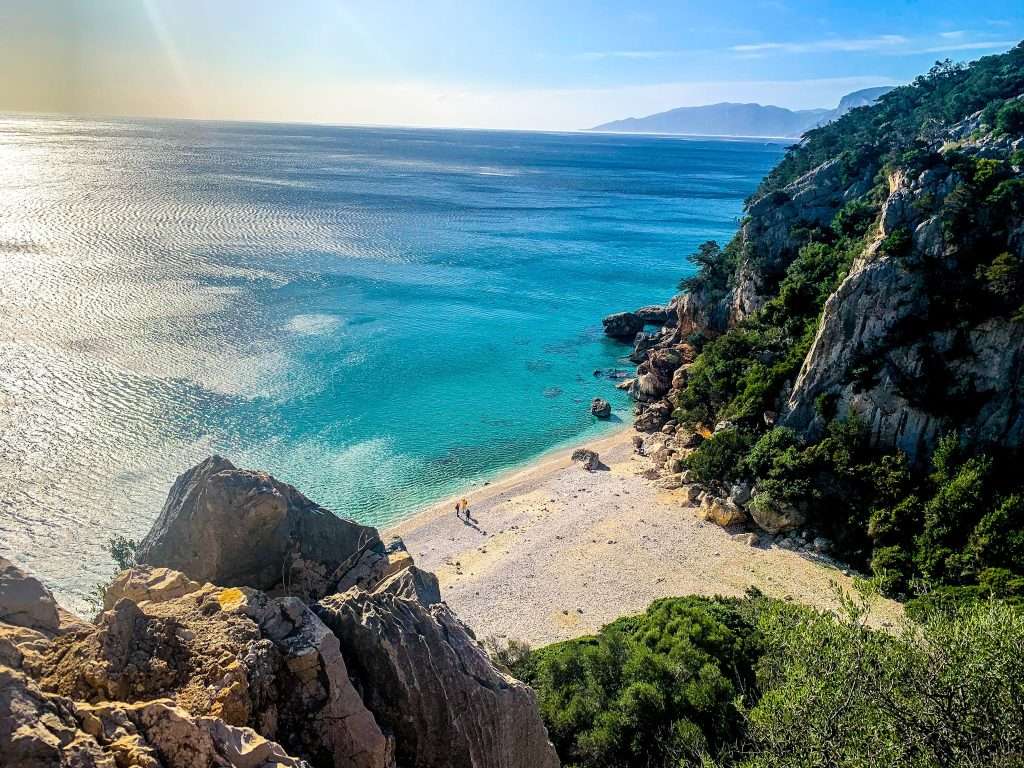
left=0, top=115, right=785, bottom=608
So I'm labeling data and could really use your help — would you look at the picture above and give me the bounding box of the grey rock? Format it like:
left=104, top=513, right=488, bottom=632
left=729, top=482, right=752, bottom=506
left=571, top=448, right=605, bottom=471
left=634, top=305, right=670, bottom=325
left=316, top=575, right=559, bottom=768
left=136, top=456, right=383, bottom=601
left=0, top=557, right=59, bottom=633
left=749, top=495, right=806, bottom=535
left=590, top=397, right=612, bottom=419
left=629, top=331, right=661, bottom=363
left=602, top=311, right=645, bottom=340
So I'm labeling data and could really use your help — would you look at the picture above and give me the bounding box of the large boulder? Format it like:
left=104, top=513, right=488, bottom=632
left=698, top=496, right=747, bottom=528
left=0, top=557, right=60, bottom=633
left=571, top=448, right=605, bottom=471
left=590, top=398, right=612, bottom=419
left=315, top=570, right=559, bottom=768
left=103, top=566, right=201, bottom=610
left=748, top=495, right=806, bottom=535
left=0, top=664, right=310, bottom=768
left=137, top=456, right=383, bottom=601
left=602, top=311, right=645, bottom=340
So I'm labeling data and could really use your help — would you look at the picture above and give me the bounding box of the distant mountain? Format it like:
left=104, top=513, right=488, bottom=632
left=589, top=86, right=894, bottom=138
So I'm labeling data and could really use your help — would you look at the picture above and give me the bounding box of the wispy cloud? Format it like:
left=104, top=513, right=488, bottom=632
left=731, top=33, right=1019, bottom=58
left=909, top=39, right=1018, bottom=54
left=732, top=35, right=908, bottom=54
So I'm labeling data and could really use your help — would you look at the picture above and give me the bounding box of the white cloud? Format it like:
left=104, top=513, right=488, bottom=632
left=909, top=39, right=1018, bottom=54
left=939, top=30, right=967, bottom=39
left=732, top=35, right=908, bottom=54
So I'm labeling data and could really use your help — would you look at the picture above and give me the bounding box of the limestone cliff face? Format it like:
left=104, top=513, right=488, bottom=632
left=0, top=460, right=560, bottom=768
left=783, top=130, right=1024, bottom=460
left=617, top=103, right=1024, bottom=463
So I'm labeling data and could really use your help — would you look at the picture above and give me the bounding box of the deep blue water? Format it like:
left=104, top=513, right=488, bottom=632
left=0, top=116, right=785, bottom=606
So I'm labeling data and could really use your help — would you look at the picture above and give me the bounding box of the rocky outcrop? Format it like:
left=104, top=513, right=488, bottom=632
left=782, top=154, right=1024, bottom=461
left=316, top=570, right=559, bottom=768
left=41, top=574, right=393, bottom=768
left=103, top=566, right=201, bottom=610
left=601, top=311, right=645, bottom=340
left=0, top=664, right=309, bottom=768
left=590, top=398, right=612, bottom=418
left=633, top=305, right=670, bottom=325
left=0, top=557, right=60, bottom=633
left=571, top=448, right=605, bottom=471
left=137, top=456, right=383, bottom=601
left=2, top=458, right=559, bottom=768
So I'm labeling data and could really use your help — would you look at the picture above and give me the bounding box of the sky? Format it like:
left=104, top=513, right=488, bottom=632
left=1, top=0, right=1022, bottom=130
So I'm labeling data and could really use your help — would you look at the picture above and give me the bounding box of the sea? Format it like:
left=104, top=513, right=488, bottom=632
left=0, top=115, right=786, bottom=609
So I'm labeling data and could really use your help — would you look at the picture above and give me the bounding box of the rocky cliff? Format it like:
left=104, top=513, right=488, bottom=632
left=603, top=45, right=1024, bottom=586
left=0, top=459, right=559, bottom=768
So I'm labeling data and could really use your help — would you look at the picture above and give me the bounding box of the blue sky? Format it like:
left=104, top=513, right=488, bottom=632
left=1, top=0, right=1021, bottom=129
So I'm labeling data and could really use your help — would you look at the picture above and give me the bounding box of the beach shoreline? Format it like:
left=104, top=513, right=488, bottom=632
left=387, top=424, right=900, bottom=647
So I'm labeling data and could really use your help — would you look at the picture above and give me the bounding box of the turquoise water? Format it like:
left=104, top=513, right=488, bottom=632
left=0, top=115, right=785, bottom=606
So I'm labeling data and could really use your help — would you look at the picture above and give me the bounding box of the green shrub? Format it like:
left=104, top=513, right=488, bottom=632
left=879, top=226, right=912, bottom=258
left=108, top=535, right=138, bottom=571
left=521, top=591, right=1024, bottom=767
left=995, top=98, right=1024, bottom=135
left=522, top=597, right=761, bottom=768
left=684, top=429, right=755, bottom=486
left=745, top=591, right=1024, bottom=767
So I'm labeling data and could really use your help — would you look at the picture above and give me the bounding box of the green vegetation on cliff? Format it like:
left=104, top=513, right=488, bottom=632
left=670, top=43, right=1024, bottom=599
left=508, top=592, right=1024, bottom=768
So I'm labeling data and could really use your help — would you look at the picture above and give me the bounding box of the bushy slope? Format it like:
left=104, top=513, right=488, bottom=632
left=506, top=593, right=1024, bottom=768
left=661, top=44, right=1024, bottom=597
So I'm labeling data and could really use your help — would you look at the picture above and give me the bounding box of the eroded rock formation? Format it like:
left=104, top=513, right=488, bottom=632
left=1, top=459, right=559, bottom=768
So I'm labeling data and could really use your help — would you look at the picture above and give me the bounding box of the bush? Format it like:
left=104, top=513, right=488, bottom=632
left=520, top=591, right=1024, bottom=767
left=745, top=590, right=1024, bottom=767
left=108, top=535, right=138, bottom=571
left=995, top=98, right=1024, bottom=135
left=521, top=597, right=761, bottom=768
left=684, top=429, right=755, bottom=486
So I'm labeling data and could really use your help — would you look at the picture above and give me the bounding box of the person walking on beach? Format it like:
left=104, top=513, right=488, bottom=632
left=461, top=497, right=470, bottom=521
left=454, top=500, right=463, bottom=520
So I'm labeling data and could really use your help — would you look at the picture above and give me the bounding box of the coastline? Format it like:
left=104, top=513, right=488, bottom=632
left=387, top=423, right=901, bottom=647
